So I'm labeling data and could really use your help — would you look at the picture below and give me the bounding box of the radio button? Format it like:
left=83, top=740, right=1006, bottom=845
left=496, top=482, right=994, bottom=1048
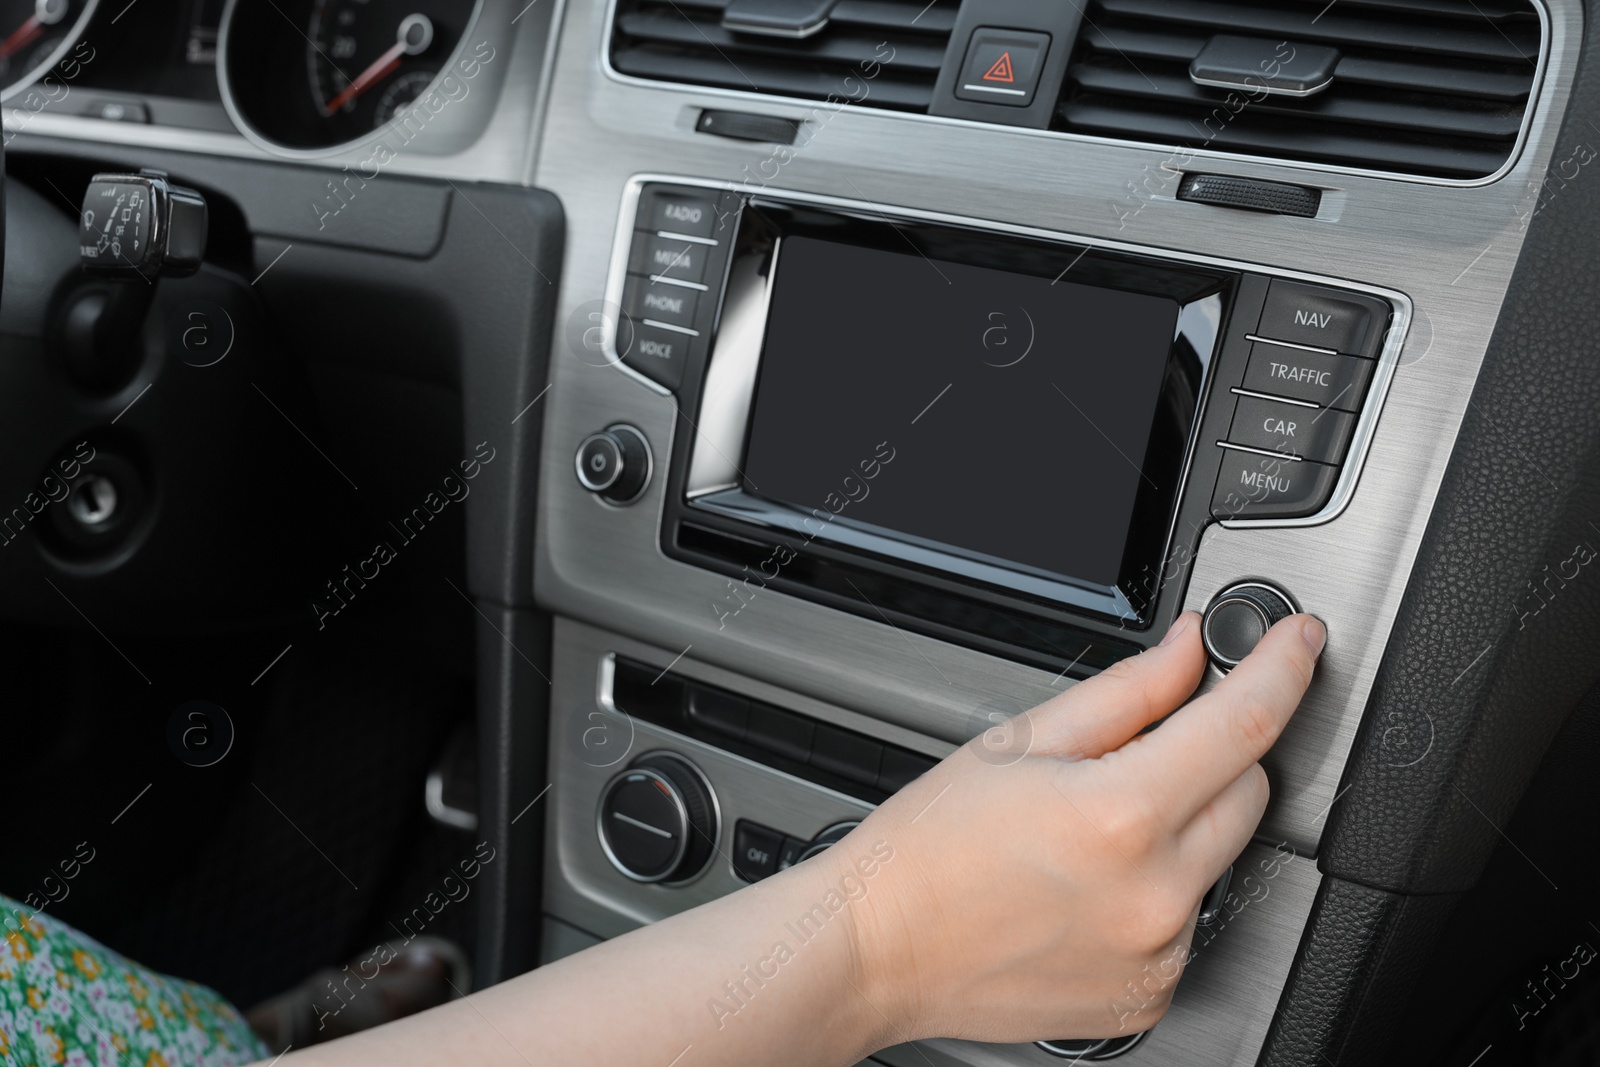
left=623, top=323, right=692, bottom=391
left=642, top=190, right=721, bottom=239
left=1211, top=450, right=1338, bottom=520
left=630, top=235, right=710, bottom=282
left=1242, top=342, right=1374, bottom=412
left=626, top=278, right=700, bottom=330
left=1228, top=394, right=1356, bottom=463
left=1257, top=281, right=1388, bottom=357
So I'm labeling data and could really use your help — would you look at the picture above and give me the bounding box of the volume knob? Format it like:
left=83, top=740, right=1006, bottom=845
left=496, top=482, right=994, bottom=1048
left=1201, top=582, right=1297, bottom=671
left=575, top=424, right=651, bottom=504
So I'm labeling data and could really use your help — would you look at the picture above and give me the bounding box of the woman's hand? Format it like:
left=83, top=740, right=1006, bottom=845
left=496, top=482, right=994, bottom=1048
left=829, top=610, right=1325, bottom=1046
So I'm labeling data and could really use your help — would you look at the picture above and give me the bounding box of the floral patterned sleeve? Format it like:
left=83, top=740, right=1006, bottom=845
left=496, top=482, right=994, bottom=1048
left=0, top=894, right=270, bottom=1067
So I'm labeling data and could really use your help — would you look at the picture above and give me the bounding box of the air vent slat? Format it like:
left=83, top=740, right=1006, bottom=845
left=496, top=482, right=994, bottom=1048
left=611, top=47, right=937, bottom=109
left=1334, top=56, right=1532, bottom=100
left=616, top=11, right=946, bottom=72
left=1079, top=26, right=1532, bottom=101
left=1096, top=0, right=1539, bottom=63
left=1072, top=66, right=1525, bottom=139
left=611, top=0, right=956, bottom=113
left=1063, top=102, right=1510, bottom=177
left=831, top=0, right=958, bottom=34
left=1058, top=0, right=1542, bottom=179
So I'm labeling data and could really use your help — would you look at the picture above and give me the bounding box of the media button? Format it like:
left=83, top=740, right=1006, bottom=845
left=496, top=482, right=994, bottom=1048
left=1242, top=342, right=1374, bottom=411
left=1211, top=450, right=1338, bottom=520
left=626, top=277, right=700, bottom=330
left=1228, top=394, right=1356, bottom=463
left=1257, top=281, right=1389, bottom=357
left=629, top=235, right=710, bottom=283
left=622, top=322, right=692, bottom=391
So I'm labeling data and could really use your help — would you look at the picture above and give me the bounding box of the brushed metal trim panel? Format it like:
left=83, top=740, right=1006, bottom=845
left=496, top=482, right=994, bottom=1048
left=535, top=0, right=1582, bottom=864
left=546, top=619, right=1322, bottom=1067
left=598, top=0, right=1553, bottom=190
left=1, top=0, right=564, bottom=185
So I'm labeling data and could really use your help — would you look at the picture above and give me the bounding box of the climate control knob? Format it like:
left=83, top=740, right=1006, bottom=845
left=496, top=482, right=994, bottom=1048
left=575, top=424, right=651, bottom=504
left=1201, top=581, right=1297, bottom=671
left=597, top=752, right=718, bottom=884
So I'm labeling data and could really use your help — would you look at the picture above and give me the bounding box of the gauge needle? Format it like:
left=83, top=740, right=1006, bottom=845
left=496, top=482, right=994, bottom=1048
left=0, top=16, right=42, bottom=60
left=321, top=13, right=433, bottom=116
left=1, top=0, right=67, bottom=61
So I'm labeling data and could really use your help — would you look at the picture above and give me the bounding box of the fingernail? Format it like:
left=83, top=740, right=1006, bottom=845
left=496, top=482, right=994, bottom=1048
left=1159, top=613, right=1192, bottom=647
left=1299, top=616, right=1327, bottom=656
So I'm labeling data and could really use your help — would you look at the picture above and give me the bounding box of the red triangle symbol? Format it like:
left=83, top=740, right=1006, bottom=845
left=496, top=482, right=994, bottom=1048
left=983, top=51, right=1015, bottom=82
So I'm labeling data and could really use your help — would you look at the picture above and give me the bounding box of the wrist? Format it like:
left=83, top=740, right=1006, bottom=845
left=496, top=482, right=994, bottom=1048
left=790, top=828, right=909, bottom=1056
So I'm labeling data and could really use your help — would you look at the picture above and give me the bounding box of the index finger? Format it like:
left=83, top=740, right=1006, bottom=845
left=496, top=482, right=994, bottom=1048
left=1118, top=613, right=1325, bottom=826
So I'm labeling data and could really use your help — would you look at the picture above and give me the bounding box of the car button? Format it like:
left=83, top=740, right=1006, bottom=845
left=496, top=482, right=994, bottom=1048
left=1228, top=394, right=1356, bottom=463
left=1242, top=341, right=1375, bottom=411
left=954, top=28, right=1051, bottom=107
left=1257, top=281, right=1389, bottom=357
left=1212, top=450, right=1339, bottom=520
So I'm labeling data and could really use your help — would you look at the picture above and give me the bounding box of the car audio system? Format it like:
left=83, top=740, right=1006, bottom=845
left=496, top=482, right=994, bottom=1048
left=584, top=178, right=1411, bottom=677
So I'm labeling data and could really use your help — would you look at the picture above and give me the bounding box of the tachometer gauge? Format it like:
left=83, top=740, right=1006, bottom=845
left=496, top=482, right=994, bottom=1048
left=217, top=0, right=480, bottom=155
left=0, top=0, right=97, bottom=103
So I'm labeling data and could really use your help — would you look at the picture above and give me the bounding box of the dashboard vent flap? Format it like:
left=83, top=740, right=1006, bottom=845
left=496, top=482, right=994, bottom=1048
left=1057, top=0, right=1543, bottom=179
left=609, top=0, right=958, bottom=112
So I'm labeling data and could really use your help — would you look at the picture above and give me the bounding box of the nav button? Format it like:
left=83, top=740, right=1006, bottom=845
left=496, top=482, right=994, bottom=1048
left=1258, top=280, right=1390, bottom=357
left=1212, top=450, right=1338, bottom=520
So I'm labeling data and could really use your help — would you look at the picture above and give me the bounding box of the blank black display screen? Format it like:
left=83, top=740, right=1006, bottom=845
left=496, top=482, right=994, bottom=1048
left=742, top=236, right=1181, bottom=589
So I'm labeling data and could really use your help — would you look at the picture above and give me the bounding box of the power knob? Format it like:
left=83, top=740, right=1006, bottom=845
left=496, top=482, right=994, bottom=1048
left=597, top=752, right=718, bottom=884
left=1201, top=582, right=1297, bottom=671
left=575, top=424, right=651, bottom=504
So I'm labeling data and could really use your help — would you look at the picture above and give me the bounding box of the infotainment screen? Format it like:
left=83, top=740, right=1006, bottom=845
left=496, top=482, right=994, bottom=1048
left=741, top=236, right=1180, bottom=590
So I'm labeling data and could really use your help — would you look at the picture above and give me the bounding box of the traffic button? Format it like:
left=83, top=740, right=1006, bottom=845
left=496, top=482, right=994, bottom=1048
left=1242, top=341, right=1374, bottom=411
left=955, top=28, right=1050, bottom=107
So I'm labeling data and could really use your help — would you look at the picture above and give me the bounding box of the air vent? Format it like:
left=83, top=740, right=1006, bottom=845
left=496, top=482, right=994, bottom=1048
left=1057, top=0, right=1543, bottom=180
left=609, top=0, right=958, bottom=112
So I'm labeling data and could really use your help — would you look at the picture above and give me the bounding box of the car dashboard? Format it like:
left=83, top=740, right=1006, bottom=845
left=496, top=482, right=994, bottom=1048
left=3, top=0, right=1596, bottom=1064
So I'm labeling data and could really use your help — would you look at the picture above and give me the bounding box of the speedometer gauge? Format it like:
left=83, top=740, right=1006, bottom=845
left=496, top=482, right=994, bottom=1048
left=217, top=0, right=482, bottom=155
left=307, top=2, right=453, bottom=131
left=0, top=0, right=98, bottom=103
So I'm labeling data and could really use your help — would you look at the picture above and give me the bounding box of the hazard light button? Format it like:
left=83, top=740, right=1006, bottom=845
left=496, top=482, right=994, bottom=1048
left=954, top=28, right=1051, bottom=108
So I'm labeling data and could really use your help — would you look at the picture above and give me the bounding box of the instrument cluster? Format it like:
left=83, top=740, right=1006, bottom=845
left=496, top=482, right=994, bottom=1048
left=219, top=0, right=483, bottom=153
left=1, top=0, right=487, bottom=154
